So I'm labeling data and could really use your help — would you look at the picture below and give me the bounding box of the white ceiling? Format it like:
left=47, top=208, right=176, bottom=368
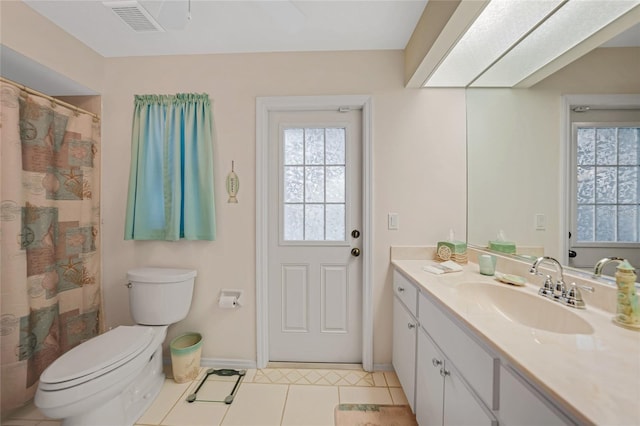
left=22, top=0, right=429, bottom=57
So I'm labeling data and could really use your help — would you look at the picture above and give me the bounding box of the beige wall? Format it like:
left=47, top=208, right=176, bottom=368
left=1, top=2, right=466, bottom=366
left=102, top=53, right=466, bottom=365
left=0, top=2, right=104, bottom=93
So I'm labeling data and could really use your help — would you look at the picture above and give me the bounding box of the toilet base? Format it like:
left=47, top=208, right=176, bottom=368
left=60, top=346, right=164, bottom=426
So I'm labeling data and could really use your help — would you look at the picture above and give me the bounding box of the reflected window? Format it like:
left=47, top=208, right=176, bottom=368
left=573, top=123, right=639, bottom=244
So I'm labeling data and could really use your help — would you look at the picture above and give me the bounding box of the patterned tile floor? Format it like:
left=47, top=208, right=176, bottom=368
left=3, top=367, right=409, bottom=426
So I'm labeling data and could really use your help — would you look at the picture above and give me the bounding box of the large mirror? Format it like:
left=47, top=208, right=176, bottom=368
left=467, top=42, right=640, bottom=280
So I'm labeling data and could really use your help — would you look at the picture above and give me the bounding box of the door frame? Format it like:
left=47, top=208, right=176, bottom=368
left=561, top=94, right=640, bottom=265
left=256, top=95, right=373, bottom=370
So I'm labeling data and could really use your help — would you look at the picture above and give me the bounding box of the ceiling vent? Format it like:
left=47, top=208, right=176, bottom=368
left=103, top=1, right=165, bottom=33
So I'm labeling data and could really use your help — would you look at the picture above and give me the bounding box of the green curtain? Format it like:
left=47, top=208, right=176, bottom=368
left=125, top=93, right=216, bottom=240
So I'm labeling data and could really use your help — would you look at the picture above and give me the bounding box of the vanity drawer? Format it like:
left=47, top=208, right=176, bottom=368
left=419, top=292, right=498, bottom=410
left=393, top=270, right=418, bottom=317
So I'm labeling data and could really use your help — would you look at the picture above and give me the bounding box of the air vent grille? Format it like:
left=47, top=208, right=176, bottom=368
left=103, top=1, right=165, bottom=33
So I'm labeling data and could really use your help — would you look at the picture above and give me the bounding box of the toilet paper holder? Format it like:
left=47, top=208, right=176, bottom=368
left=219, top=289, right=243, bottom=308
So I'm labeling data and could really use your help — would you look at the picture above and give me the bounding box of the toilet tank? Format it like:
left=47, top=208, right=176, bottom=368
left=127, top=267, right=197, bottom=325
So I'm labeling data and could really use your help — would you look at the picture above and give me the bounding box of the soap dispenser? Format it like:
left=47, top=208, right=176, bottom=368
left=614, top=260, right=639, bottom=330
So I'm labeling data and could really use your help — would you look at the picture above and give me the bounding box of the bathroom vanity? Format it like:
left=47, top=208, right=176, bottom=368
left=391, top=253, right=640, bottom=425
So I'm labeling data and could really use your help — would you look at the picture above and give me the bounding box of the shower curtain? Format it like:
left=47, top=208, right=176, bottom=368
left=0, top=81, right=102, bottom=415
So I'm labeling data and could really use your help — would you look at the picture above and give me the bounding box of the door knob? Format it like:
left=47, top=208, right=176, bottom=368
left=351, top=229, right=361, bottom=238
left=351, top=248, right=361, bottom=257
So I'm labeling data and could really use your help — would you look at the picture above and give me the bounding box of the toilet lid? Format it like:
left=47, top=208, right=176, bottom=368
left=40, top=326, right=155, bottom=385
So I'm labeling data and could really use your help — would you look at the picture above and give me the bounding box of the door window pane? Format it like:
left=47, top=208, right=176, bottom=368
left=282, top=127, right=347, bottom=242
left=326, top=166, right=345, bottom=203
left=305, top=204, right=325, bottom=240
left=305, top=166, right=325, bottom=202
left=326, top=204, right=345, bottom=241
left=284, top=129, right=304, bottom=165
left=305, top=128, right=325, bottom=165
left=284, top=166, right=304, bottom=203
left=284, top=204, right=304, bottom=240
left=326, top=128, right=346, bottom=164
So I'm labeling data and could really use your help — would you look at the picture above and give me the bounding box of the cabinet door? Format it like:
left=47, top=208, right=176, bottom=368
left=499, top=366, right=571, bottom=426
left=392, top=296, right=417, bottom=411
left=416, top=328, right=444, bottom=426
left=443, top=365, right=496, bottom=426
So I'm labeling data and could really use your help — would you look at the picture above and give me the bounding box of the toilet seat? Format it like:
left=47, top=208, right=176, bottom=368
left=39, top=326, right=155, bottom=391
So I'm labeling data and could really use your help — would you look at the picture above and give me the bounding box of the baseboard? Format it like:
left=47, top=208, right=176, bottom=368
left=163, top=357, right=389, bottom=372
left=373, top=363, right=394, bottom=372
left=163, top=357, right=257, bottom=370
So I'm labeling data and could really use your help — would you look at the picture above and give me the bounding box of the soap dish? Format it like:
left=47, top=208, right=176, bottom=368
left=495, top=273, right=526, bottom=286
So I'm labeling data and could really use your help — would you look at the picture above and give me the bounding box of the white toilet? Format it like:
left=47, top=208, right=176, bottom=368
left=35, top=267, right=197, bottom=426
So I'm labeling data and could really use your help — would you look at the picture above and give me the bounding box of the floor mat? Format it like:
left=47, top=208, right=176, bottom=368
left=335, top=404, right=418, bottom=426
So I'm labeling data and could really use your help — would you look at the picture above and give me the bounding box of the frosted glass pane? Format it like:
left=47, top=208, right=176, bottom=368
left=577, top=128, right=595, bottom=165
left=618, top=205, right=638, bottom=242
left=305, top=128, right=324, bottom=165
left=596, top=128, right=616, bottom=165
left=618, top=128, right=639, bottom=166
left=618, top=167, right=638, bottom=204
left=595, top=167, right=616, bottom=204
left=284, top=129, right=304, bottom=165
left=326, top=204, right=345, bottom=241
left=284, top=166, right=304, bottom=203
left=326, top=128, right=345, bottom=165
left=284, top=204, right=303, bottom=240
left=577, top=166, right=594, bottom=204
left=577, top=205, right=594, bottom=242
left=326, top=166, right=345, bottom=203
left=595, top=205, right=615, bottom=242
left=305, top=204, right=324, bottom=240
left=305, top=167, right=324, bottom=202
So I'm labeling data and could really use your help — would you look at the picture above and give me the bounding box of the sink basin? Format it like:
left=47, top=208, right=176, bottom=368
left=456, top=282, right=594, bottom=335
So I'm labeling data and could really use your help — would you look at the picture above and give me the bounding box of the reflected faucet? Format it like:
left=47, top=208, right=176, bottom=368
left=593, top=257, right=626, bottom=278
left=529, top=256, right=565, bottom=300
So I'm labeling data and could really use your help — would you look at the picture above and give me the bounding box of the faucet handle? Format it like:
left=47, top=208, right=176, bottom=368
left=552, top=278, right=566, bottom=301
left=564, top=282, right=588, bottom=309
left=538, top=275, right=554, bottom=297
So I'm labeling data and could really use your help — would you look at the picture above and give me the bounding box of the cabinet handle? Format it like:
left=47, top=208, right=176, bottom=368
left=407, top=323, right=416, bottom=329
left=397, top=286, right=405, bottom=292
left=440, top=368, right=451, bottom=377
left=432, top=358, right=442, bottom=367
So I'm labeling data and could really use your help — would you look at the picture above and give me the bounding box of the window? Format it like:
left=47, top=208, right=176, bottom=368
left=282, top=127, right=346, bottom=242
left=573, top=123, right=639, bottom=244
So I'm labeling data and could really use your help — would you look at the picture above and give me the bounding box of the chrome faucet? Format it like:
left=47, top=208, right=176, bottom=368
left=529, top=256, right=595, bottom=309
left=593, top=257, right=626, bottom=278
left=529, top=256, right=565, bottom=300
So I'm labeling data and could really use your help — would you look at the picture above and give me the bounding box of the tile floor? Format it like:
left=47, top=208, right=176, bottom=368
left=3, top=367, right=409, bottom=426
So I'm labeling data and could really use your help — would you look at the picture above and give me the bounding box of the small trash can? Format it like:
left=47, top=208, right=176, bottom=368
left=170, top=332, right=202, bottom=383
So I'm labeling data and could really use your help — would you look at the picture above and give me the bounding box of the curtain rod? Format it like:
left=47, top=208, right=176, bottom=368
left=0, top=76, right=100, bottom=121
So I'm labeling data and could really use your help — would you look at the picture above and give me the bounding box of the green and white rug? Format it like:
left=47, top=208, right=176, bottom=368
left=335, top=404, right=418, bottom=426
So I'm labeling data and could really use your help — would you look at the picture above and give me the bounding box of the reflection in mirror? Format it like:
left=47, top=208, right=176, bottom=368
left=467, top=46, right=640, bottom=280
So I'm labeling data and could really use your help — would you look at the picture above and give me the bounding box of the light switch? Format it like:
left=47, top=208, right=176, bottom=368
left=535, top=213, right=546, bottom=230
left=388, top=213, right=399, bottom=230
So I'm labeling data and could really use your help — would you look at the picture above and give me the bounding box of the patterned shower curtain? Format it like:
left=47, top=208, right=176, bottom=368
left=0, top=82, right=102, bottom=415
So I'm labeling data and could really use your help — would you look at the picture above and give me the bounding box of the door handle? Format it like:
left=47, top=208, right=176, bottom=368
left=351, top=229, right=361, bottom=238
left=351, top=248, right=361, bottom=257
left=569, top=250, right=577, bottom=258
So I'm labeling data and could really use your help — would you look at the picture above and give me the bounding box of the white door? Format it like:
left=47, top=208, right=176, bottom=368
left=267, top=109, right=362, bottom=363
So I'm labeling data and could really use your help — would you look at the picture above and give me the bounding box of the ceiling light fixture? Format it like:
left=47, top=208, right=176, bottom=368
left=422, top=0, right=640, bottom=88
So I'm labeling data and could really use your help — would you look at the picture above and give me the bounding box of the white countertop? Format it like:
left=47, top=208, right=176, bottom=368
left=392, top=259, right=640, bottom=425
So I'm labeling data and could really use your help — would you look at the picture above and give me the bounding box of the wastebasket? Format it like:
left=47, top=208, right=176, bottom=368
left=169, top=332, right=202, bottom=383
